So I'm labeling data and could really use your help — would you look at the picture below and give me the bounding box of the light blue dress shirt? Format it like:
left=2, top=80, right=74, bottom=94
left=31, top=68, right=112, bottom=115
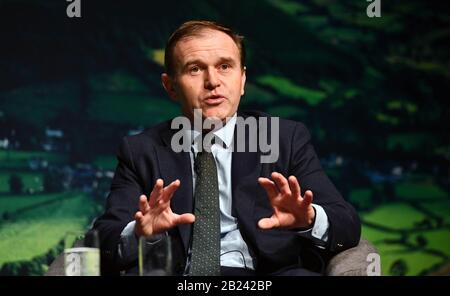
left=119, top=113, right=330, bottom=271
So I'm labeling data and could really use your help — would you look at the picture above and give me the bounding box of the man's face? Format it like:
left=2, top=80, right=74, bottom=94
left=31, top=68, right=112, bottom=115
left=162, top=29, right=246, bottom=122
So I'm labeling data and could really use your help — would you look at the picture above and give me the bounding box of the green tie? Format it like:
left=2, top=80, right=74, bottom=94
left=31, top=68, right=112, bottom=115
left=190, top=149, right=221, bottom=276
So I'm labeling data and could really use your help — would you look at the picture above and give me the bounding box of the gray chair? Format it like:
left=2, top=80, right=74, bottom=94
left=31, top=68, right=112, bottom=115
left=46, top=239, right=380, bottom=276
left=325, top=239, right=380, bottom=276
left=45, top=250, right=66, bottom=276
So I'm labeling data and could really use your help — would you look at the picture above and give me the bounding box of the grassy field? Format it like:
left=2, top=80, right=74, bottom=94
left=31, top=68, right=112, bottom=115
left=267, top=0, right=309, bottom=16
left=360, top=179, right=450, bottom=275
left=89, top=71, right=150, bottom=92
left=92, top=155, right=117, bottom=171
left=408, top=230, right=450, bottom=256
left=0, top=192, right=98, bottom=266
left=256, top=75, right=327, bottom=106
left=0, top=150, right=67, bottom=169
left=0, top=82, right=79, bottom=129
left=380, top=249, right=444, bottom=276
left=87, top=92, right=179, bottom=126
left=362, top=225, right=450, bottom=275
left=387, top=133, right=436, bottom=153
left=0, top=171, right=43, bottom=193
left=362, top=202, right=427, bottom=230
left=349, top=188, right=372, bottom=210
left=0, top=193, right=66, bottom=216
left=395, top=181, right=448, bottom=200
left=419, top=200, right=450, bottom=223
left=361, top=226, right=400, bottom=244
left=240, top=83, right=277, bottom=105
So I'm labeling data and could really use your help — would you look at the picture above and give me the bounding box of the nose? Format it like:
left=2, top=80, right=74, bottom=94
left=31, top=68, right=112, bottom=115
left=204, top=68, right=220, bottom=90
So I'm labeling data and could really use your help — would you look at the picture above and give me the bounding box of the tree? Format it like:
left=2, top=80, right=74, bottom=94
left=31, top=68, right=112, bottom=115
left=416, top=235, right=428, bottom=248
left=9, top=174, right=23, bottom=194
left=390, top=259, right=408, bottom=276
left=43, top=169, right=63, bottom=193
left=383, top=182, right=396, bottom=201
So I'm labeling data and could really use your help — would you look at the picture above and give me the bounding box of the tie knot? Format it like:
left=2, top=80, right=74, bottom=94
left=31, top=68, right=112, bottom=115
left=204, top=135, right=217, bottom=149
left=195, top=134, right=226, bottom=151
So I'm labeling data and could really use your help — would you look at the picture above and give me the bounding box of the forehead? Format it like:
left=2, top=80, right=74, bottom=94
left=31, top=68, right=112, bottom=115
left=173, top=29, right=240, bottom=63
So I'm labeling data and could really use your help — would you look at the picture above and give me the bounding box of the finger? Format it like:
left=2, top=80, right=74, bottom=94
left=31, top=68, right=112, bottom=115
left=161, top=179, right=181, bottom=204
left=271, top=172, right=291, bottom=196
left=134, top=211, right=147, bottom=236
left=139, top=195, right=150, bottom=213
left=301, top=190, right=313, bottom=208
left=149, top=179, right=164, bottom=207
left=258, top=177, right=279, bottom=199
left=173, top=213, right=196, bottom=225
left=288, top=176, right=301, bottom=199
left=258, top=217, right=280, bottom=229
left=134, top=211, right=144, bottom=222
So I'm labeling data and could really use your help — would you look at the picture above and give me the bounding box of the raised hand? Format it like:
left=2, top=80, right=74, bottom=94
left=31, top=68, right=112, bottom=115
left=257, top=172, right=315, bottom=230
left=134, top=179, right=195, bottom=236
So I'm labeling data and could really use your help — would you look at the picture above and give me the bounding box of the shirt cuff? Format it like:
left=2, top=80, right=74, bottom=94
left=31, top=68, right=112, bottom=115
left=310, top=204, right=329, bottom=242
left=296, top=204, right=329, bottom=246
left=118, top=221, right=139, bottom=264
left=121, top=220, right=137, bottom=237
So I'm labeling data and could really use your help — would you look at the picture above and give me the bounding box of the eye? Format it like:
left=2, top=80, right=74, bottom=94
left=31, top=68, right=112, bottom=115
left=189, top=66, right=201, bottom=74
left=219, top=64, right=231, bottom=71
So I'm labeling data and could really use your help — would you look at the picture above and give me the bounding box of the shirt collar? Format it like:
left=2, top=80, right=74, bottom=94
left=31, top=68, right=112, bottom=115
left=212, top=113, right=236, bottom=149
left=182, top=113, right=237, bottom=150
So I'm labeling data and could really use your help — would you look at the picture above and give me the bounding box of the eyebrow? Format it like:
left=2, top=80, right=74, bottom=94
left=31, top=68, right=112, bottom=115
left=182, top=56, right=238, bottom=71
left=182, top=59, right=205, bottom=71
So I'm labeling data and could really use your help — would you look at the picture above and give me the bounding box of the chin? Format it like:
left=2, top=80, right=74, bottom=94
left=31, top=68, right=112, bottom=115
left=202, top=108, right=230, bottom=121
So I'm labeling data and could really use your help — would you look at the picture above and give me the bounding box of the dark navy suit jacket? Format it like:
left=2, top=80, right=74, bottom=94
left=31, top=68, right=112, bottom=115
left=93, top=111, right=361, bottom=275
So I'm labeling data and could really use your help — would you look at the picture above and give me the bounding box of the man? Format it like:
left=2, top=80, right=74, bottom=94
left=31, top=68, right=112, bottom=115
left=93, top=20, right=361, bottom=276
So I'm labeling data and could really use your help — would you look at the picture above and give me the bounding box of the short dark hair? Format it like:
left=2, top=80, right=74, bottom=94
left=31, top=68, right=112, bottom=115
left=164, top=20, right=245, bottom=76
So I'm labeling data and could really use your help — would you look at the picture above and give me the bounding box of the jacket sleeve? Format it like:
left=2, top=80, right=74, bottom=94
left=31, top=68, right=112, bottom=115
left=288, top=122, right=361, bottom=254
left=93, top=137, right=144, bottom=274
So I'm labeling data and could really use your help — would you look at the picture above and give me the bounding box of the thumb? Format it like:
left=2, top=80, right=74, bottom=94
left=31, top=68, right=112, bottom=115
left=258, top=217, right=279, bottom=229
left=174, top=213, right=196, bottom=225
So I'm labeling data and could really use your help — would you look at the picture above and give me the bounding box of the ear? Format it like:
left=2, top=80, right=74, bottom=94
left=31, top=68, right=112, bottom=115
left=161, top=73, right=178, bottom=101
left=240, top=67, right=247, bottom=96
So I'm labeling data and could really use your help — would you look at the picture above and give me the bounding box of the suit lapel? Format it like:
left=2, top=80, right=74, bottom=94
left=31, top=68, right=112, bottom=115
left=155, top=127, right=193, bottom=252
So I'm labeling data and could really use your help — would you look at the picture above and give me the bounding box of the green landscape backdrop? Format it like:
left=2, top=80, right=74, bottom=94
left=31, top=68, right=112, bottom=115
left=0, top=0, right=448, bottom=275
